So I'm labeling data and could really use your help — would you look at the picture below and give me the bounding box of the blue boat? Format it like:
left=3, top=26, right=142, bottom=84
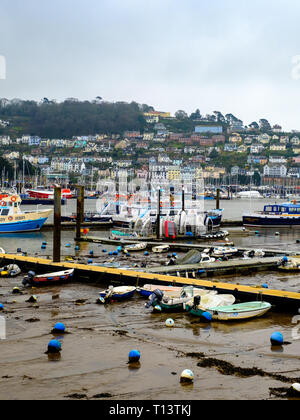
left=97, top=286, right=136, bottom=303
left=243, top=202, right=300, bottom=227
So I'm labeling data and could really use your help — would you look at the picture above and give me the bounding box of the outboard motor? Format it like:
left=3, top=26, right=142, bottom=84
left=145, top=289, right=164, bottom=308
left=193, top=295, right=201, bottom=310
left=22, top=271, right=35, bottom=287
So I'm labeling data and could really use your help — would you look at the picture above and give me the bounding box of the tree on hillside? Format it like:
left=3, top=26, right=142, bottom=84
left=213, top=111, right=225, bottom=123
left=189, top=109, right=201, bottom=120
left=249, top=121, right=259, bottom=130
left=259, top=119, right=271, bottom=131
left=175, top=110, right=188, bottom=120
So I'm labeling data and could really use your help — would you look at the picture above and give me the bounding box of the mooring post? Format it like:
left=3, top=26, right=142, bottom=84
left=216, top=188, right=220, bottom=210
left=53, top=186, right=61, bottom=263
left=76, top=185, right=85, bottom=240
left=156, top=187, right=161, bottom=240
left=182, top=186, right=185, bottom=212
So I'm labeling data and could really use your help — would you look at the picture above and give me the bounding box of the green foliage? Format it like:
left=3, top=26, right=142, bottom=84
left=0, top=100, right=147, bottom=138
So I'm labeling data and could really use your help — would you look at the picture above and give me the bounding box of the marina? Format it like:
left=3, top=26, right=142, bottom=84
left=1, top=189, right=300, bottom=401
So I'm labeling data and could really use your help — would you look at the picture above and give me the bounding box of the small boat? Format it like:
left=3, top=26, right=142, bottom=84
left=152, top=245, right=170, bottom=254
left=243, top=249, right=265, bottom=259
left=243, top=202, right=300, bottom=227
left=22, top=269, right=74, bottom=286
left=145, top=285, right=217, bottom=312
left=0, top=264, right=21, bottom=277
left=110, top=230, right=139, bottom=240
left=278, top=255, right=300, bottom=271
left=137, top=284, right=182, bottom=298
left=205, top=301, right=272, bottom=321
left=204, top=246, right=238, bottom=258
left=97, top=285, right=136, bottom=303
left=124, top=242, right=147, bottom=253
left=185, top=293, right=236, bottom=316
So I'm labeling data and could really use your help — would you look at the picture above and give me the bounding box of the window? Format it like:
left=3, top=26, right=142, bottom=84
left=1, top=209, right=9, bottom=216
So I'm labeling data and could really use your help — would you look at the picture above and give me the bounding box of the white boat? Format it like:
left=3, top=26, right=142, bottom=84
left=204, top=246, right=238, bottom=258
left=137, top=284, right=183, bottom=298
left=152, top=244, right=170, bottom=253
left=0, top=194, right=52, bottom=233
left=205, top=301, right=272, bottom=321
left=124, top=242, right=147, bottom=252
left=236, top=190, right=263, bottom=199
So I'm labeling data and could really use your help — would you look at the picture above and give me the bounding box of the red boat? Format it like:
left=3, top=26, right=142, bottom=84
left=27, top=188, right=73, bottom=200
left=22, top=269, right=74, bottom=286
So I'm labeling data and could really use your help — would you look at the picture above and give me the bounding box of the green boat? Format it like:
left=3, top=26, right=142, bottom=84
left=186, top=300, right=271, bottom=321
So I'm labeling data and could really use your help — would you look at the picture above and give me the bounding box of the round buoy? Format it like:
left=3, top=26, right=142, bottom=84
left=75, top=246, right=80, bottom=251
left=292, top=383, right=300, bottom=393
left=117, top=246, right=122, bottom=252
left=201, top=311, right=213, bottom=322
left=172, top=253, right=177, bottom=257
left=165, top=318, right=175, bottom=328
left=144, top=251, right=149, bottom=256
left=262, top=283, right=269, bottom=289
left=52, top=322, right=66, bottom=334
left=0, top=303, right=4, bottom=311
left=47, top=339, right=62, bottom=354
left=108, top=251, right=113, bottom=256
left=113, top=251, right=118, bottom=256
left=88, top=259, right=93, bottom=264
left=41, top=245, right=46, bottom=249
left=102, top=249, right=107, bottom=253
left=42, top=241, right=47, bottom=246
left=65, top=243, right=71, bottom=248
left=180, top=369, right=194, bottom=383
left=270, top=331, right=283, bottom=345
left=89, top=250, right=94, bottom=255
left=128, top=350, right=140, bottom=363
left=12, top=287, right=21, bottom=294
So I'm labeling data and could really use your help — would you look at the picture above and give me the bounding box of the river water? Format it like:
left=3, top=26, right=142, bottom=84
left=0, top=198, right=300, bottom=401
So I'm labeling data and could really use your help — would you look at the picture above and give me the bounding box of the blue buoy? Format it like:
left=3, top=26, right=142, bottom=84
left=0, top=303, right=4, bottom=311
left=52, top=322, right=66, bottom=333
left=88, top=259, right=93, bottom=264
left=113, top=251, right=119, bottom=256
left=117, top=246, right=122, bottom=252
left=126, top=252, right=131, bottom=257
left=201, top=311, right=213, bottom=322
left=262, top=283, right=269, bottom=289
left=144, top=251, right=149, bottom=256
left=270, top=331, right=283, bottom=345
left=128, top=350, right=140, bottom=363
left=89, top=250, right=94, bottom=255
left=42, top=241, right=47, bottom=246
left=65, top=243, right=71, bottom=248
left=47, top=339, right=62, bottom=353
left=41, top=245, right=46, bottom=249
left=172, top=253, right=177, bottom=257
left=102, top=249, right=107, bottom=253
left=108, top=251, right=113, bottom=256
left=75, top=245, right=80, bottom=251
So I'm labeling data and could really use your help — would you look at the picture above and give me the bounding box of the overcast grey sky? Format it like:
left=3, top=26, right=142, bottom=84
left=1, top=0, right=300, bottom=129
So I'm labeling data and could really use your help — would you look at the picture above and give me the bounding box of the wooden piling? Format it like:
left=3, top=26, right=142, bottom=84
left=156, top=188, right=161, bottom=240
left=53, top=187, right=61, bottom=263
left=76, top=185, right=85, bottom=240
left=216, top=188, right=220, bottom=210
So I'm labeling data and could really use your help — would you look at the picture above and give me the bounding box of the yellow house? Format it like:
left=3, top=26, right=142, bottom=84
left=270, top=144, right=286, bottom=151
left=229, top=133, right=242, bottom=143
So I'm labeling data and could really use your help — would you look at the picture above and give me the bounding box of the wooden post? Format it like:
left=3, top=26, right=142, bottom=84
left=216, top=188, right=220, bottom=210
left=76, top=185, right=85, bottom=240
left=156, top=188, right=161, bottom=240
left=182, top=187, right=185, bottom=212
left=53, top=186, right=61, bottom=263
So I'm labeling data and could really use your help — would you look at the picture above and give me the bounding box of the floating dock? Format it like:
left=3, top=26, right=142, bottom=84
left=1, top=253, right=300, bottom=312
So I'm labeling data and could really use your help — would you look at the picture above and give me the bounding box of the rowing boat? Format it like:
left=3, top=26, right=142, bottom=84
left=152, top=244, right=170, bottom=253
left=97, top=285, right=136, bottom=303
left=22, top=269, right=74, bottom=286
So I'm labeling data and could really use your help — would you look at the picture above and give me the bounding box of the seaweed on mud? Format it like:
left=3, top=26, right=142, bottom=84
left=113, top=329, right=128, bottom=336
left=65, top=393, right=87, bottom=400
left=195, top=356, right=300, bottom=383
left=92, top=393, right=113, bottom=399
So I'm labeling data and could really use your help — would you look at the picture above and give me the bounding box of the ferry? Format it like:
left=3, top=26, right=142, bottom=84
left=0, top=194, right=52, bottom=233
left=243, top=202, right=300, bottom=227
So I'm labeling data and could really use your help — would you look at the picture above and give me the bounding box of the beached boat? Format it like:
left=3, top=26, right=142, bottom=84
left=124, top=242, right=147, bottom=253
left=97, top=285, right=136, bottom=303
left=204, top=246, right=238, bottom=258
left=278, top=255, right=300, bottom=271
left=145, top=286, right=217, bottom=312
left=152, top=244, right=170, bottom=254
left=243, top=202, right=300, bottom=227
left=22, top=269, right=74, bottom=286
left=110, top=230, right=139, bottom=240
left=185, top=293, right=236, bottom=316
left=0, top=264, right=21, bottom=277
left=204, top=301, right=272, bottom=321
left=137, top=284, right=183, bottom=298
left=27, top=187, right=73, bottom=200
left=0, top=194, right=52, bottom=233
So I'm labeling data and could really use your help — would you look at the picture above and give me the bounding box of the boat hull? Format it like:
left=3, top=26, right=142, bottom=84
left=243, top=214, right=300, bottom=227
left=0, top=217, right=48, bottom=233
left=30, top=270, right=74, bottom=286
left=99, top=290, right=135, bottom=300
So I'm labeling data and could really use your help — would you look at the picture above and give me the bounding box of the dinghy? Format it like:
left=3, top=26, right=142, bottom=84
left=137, top=284, right=182, bottom=298
left=22, top=269, right=74, bottom=286
left=0, top=264, right=21, bottom=277
left=204, top=301, right=272, bottom=321
left=145, top=285, right=217, bottom=312
left=152, top=244, right=170, bottom=254
left=124, top=242, right=147, bottom=253
left=185, top=293, right=236, bottom=316
left=97, top=285, right=136, bottom=303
